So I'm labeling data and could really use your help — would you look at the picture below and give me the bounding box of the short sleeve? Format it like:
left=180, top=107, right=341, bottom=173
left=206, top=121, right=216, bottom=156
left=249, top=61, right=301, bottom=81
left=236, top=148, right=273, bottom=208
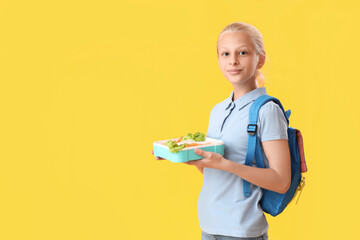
left=257, top=101, right=288, bottom=142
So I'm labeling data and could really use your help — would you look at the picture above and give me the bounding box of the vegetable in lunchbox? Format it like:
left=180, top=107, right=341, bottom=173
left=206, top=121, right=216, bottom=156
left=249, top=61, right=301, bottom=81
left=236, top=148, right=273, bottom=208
left=165, top=131, right=206, bottom=153
left=165, top=140, right=187, bottom=153
left=182, top=132, right=205, bottom=142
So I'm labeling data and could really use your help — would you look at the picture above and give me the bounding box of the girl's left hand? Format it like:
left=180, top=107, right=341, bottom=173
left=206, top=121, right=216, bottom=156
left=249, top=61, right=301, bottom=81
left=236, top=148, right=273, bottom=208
left=185, top=148, right=227, bottom=170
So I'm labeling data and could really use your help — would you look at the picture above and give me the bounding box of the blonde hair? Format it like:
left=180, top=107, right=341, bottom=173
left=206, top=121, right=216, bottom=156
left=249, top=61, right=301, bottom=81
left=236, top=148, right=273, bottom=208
left=217, top=22, right=266, bottom=88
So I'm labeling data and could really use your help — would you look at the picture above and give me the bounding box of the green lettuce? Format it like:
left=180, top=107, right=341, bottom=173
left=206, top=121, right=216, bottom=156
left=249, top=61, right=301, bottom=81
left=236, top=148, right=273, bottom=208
left=165, top=140, right=187, bottom=153
left=182, top=131, right=205, bottom=142
left=165, top=131, right=206, bottom=153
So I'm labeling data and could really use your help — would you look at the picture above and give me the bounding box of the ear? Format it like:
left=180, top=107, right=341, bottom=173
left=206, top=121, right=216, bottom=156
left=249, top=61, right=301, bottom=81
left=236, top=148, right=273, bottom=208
left=257, top=51, right=266, bottom=69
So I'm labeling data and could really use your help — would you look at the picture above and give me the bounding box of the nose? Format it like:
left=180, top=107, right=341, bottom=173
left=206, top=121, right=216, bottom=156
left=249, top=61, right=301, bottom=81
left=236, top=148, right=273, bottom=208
left=229, top=55, right=238, bottom=65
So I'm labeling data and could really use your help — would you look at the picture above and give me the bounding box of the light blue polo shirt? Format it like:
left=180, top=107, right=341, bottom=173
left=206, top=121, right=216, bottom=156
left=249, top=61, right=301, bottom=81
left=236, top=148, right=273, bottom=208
left=197, top=87, right=288, bottom=238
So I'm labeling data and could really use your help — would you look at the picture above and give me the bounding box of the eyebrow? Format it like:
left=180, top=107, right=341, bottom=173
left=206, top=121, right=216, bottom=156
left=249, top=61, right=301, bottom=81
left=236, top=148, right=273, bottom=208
left=219, top=45, right=248, bottom=50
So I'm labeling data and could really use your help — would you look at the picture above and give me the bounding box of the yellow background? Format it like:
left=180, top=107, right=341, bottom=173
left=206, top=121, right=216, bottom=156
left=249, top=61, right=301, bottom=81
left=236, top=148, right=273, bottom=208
left=1, top=0, right=359, bottom=239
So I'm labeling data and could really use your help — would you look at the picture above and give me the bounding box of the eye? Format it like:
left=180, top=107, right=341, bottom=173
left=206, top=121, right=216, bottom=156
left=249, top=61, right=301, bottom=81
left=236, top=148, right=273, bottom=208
left=221, top=52, right=229, bottom=56
left=239, top=51, right=247, bottom=55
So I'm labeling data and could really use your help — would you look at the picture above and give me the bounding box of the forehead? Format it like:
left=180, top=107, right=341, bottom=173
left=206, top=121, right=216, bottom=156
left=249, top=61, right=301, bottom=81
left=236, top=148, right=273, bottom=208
left=218, top=31, right=254, bottom=50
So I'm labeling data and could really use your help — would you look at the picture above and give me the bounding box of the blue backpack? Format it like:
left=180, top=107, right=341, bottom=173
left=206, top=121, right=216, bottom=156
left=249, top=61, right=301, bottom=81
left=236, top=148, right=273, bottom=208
left=243, top=95, right=307, bottom=216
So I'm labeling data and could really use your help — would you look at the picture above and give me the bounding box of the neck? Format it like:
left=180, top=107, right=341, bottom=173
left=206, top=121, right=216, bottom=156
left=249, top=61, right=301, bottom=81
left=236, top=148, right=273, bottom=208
left=232, top=81, right=258, bottom=101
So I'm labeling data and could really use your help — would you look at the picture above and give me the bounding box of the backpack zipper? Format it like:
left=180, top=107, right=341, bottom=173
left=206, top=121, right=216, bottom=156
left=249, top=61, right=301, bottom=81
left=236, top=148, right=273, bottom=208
left=295, top=176, right=306, bottom=204
left=288, top=176, right=306, bottom=205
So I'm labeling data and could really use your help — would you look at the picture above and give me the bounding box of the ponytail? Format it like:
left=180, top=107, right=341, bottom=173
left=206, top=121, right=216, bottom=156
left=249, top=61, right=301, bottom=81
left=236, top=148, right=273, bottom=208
left=256, top=70, right=265, bottom=88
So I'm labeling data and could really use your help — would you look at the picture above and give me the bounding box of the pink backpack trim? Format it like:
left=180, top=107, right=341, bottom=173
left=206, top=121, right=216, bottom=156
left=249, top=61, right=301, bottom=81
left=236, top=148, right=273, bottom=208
left=296, top=129, right=307, bottom=173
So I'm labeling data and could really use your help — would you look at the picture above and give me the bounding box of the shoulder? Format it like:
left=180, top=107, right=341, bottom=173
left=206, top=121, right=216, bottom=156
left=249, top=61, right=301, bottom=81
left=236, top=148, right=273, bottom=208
left=258, top=100, right=288, bottom=126
left=259, top=101, right=284, bottom=118
left=257, top=101, right=289, bottom=141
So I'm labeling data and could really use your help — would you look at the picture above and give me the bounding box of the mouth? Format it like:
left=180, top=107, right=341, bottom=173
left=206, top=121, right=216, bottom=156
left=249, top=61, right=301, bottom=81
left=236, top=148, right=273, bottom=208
left=227, top=69, right=242, bottom=75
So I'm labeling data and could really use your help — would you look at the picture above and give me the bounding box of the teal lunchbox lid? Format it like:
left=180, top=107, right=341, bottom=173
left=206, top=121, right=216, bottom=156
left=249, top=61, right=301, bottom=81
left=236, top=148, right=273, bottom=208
left=153, top=137, right=224, bottom=163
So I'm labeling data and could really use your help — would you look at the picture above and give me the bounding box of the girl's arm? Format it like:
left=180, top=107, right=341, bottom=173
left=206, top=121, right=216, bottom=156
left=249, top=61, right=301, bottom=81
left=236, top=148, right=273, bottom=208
left=222, top=139, right=291, bottom=194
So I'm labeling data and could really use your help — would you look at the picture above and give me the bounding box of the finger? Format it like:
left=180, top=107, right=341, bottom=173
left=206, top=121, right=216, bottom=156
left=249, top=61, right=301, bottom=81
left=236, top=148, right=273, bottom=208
left=194, top=148, right=211, bottom=158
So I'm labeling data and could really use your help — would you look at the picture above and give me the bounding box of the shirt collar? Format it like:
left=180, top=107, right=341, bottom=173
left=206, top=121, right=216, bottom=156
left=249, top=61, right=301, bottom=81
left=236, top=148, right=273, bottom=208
left=224, top=87, right=268, bottom=111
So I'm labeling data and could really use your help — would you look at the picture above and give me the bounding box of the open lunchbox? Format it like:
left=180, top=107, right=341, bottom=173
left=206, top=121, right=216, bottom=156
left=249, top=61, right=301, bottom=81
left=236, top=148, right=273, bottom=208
left=153, top=137, right=224, bottom=163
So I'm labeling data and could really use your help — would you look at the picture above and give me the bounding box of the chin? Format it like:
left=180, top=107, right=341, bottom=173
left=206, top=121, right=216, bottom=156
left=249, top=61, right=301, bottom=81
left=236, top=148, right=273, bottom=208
left=225, top=76, right=246, bottom=84
left=230, top=79, right=254, bottom=88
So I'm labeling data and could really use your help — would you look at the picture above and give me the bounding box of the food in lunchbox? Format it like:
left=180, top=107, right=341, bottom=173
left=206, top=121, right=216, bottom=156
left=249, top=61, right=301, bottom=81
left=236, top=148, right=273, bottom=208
left=165, top=132, right=209, bottom=153
left=182, top=132, right=205, bottom=142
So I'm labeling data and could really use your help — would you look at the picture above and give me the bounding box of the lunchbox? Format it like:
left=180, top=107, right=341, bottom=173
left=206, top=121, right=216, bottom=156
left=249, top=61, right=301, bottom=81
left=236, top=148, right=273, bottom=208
left=153, top=137, right=225, bottom=163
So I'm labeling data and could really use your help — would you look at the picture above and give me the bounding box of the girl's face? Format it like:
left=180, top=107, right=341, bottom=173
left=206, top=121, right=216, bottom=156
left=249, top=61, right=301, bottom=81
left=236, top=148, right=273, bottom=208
left=217, top=31, right=265, bottom=87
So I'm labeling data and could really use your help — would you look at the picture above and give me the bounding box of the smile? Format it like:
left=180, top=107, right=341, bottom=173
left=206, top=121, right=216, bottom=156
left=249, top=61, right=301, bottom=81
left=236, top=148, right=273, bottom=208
left=227, top=70, right=242, bottom=75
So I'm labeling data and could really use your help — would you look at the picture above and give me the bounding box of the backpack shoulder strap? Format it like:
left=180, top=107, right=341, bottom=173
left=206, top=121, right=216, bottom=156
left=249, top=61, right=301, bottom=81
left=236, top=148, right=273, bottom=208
left=248, top=95, right=289, bottom=126
left=243, top=95, right=289, bottom=197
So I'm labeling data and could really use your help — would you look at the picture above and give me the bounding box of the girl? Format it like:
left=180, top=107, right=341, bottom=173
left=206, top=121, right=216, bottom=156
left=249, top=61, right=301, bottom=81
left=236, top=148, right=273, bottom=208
left=153, top=22, right=291, bottom=240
